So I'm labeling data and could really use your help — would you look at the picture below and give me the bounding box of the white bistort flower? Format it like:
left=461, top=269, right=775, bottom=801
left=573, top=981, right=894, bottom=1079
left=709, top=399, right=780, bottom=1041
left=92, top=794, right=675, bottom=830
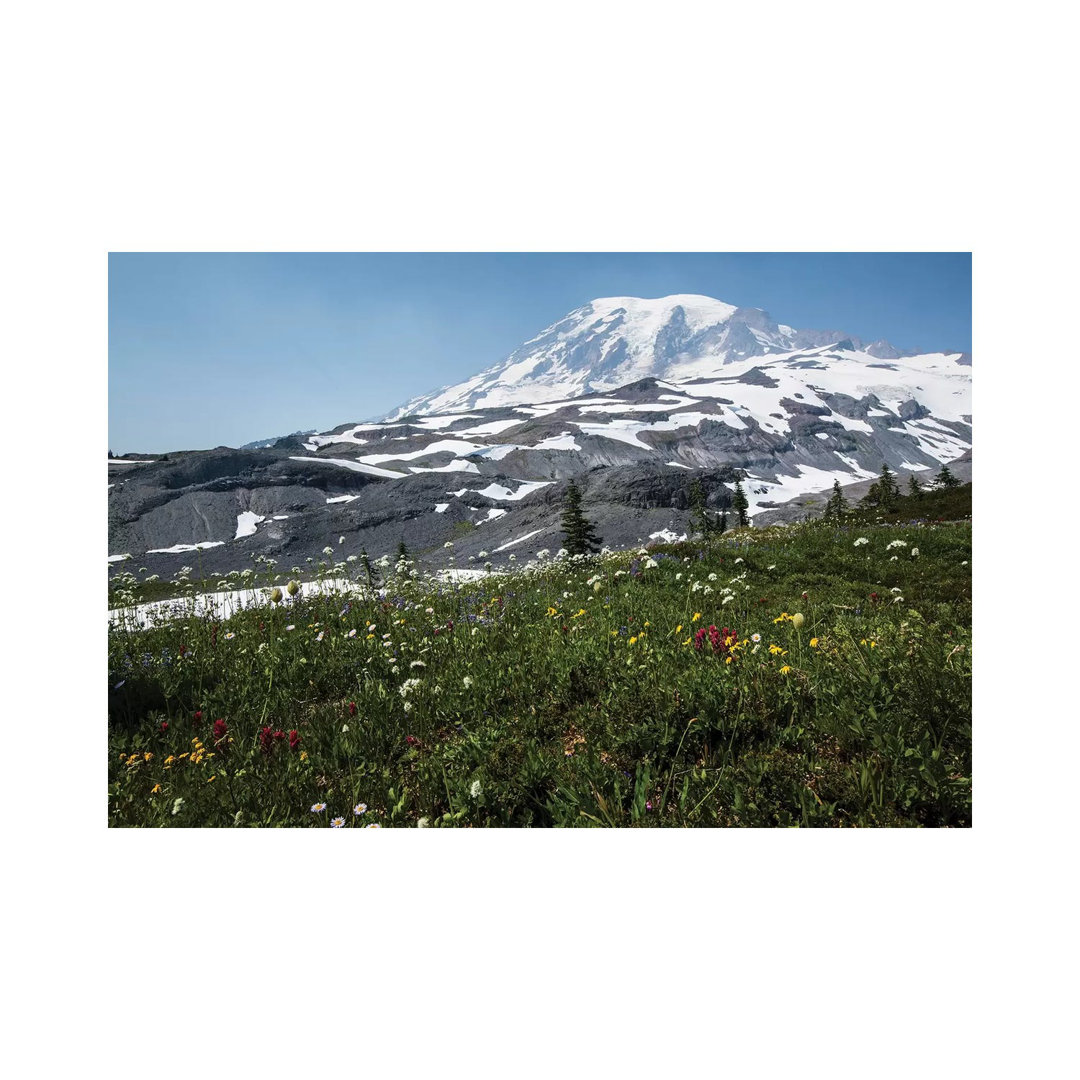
left=470, top=780, right=483, bottom=798
left=854, top=537, right=869, bottom=547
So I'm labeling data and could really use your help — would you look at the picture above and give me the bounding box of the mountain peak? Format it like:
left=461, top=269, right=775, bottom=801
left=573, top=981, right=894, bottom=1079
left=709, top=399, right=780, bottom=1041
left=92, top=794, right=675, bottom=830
left=388, top=293, right=961, bottom=419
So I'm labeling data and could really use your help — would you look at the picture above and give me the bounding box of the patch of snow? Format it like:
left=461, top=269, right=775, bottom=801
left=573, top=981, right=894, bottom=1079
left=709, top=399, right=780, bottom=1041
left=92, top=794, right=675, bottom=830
left=834, top=454, right=878, bottom=479
left=235, top=512, right=265, bottom=539
left=470, top=480, right=552, bottom=502
left=493, top=529, right=545, bottom=552
left=147, top=541, right=226, bottom=554
left=289, top=456, right=407, bottom=478
left=325, top=495, right=361, bottom=504
left=667, top=461, right=691, bottom=469
left=478, top=508, right=508, bottom=522
left=108, top=554, right=132, bottom=562
left=434, top=503, right=450, bottom=513
left=408, top=460, right=481, bottom=474
left=357, top=439, right=486, bottom=466
left=109, top=577, right=358, bottom=629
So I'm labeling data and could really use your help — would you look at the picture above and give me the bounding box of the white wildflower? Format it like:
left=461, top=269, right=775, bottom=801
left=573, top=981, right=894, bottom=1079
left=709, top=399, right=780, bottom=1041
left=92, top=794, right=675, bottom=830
left=854, top=537, right=869, bottom=547
left=470, top=780, right=483, bottom=799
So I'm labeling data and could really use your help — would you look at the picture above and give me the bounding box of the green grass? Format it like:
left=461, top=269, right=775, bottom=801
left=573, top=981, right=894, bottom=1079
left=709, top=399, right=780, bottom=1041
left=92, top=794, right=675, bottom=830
left=108, top=519, right=972, bottom=827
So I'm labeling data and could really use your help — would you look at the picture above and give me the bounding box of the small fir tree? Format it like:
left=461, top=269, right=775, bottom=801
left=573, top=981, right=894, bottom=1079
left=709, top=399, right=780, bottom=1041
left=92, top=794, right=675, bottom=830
left=825, top=479, right=848, bottom=520
left=359, top=547, right=375, bottom=589
left=560, top=479, right=602, bottom=555
left=731, top=481, right=749, bottom=528
left=688, top=477, right=711, bottom=538
left=934, top=464, right=960, bottom=489
left=907, top=475, right=923, bottom=499
left=717, top=510, right=728, bottom=534
left=878, top=463, right=900, bottom=509
left=862, top=481, right=882, bottom=508
left=397, top=540, right=408, bottom=561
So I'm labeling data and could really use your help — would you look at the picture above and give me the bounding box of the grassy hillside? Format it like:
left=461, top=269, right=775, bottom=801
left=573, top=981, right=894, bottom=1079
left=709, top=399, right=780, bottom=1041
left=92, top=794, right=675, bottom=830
left=108, top=517, right=972, bottom=827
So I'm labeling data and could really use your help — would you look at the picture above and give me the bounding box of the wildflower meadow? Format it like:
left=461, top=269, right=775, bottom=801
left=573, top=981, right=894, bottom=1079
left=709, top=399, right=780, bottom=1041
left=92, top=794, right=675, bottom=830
left=108, top=517, right=972, bottom=827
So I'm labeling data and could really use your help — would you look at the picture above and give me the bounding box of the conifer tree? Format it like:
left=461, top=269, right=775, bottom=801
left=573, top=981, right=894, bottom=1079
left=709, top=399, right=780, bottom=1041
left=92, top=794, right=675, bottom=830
left=560, top=479, right=602, bottom=555
left=397, top=540, right=408, bottom=561
left=825, top=479, right=848, bottom=520
left=731, top=481, right=749, bottom=528
left=878, top=463, right=900, bottom=509
left=862, top=481, right=882, bottom=508
left=717, top=510, right=728, bottom=534
left=907, top=475, right=923, bottom=499
left=688, top=478, right=711, bottom=538
left=934, top=464, right=960, bottom=489
left=359, top=547, right=375, bottom=589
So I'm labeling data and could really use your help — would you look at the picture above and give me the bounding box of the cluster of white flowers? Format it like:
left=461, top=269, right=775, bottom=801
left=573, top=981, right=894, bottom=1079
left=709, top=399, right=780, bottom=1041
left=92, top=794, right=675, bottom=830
left=644, top=558, right=658, bottom=569
left=910, top=547, right=920, bottom=558
left=885, top=539, right=908, bottom=550
left=536, top=549, right=550, bottom=560
left=854, top=537, right=869, bottom=547
left=470, top=780, right=483, bottom=799
left=462, top=675, right=474, bottom=689
left=399, top=678, right=422, bottom=698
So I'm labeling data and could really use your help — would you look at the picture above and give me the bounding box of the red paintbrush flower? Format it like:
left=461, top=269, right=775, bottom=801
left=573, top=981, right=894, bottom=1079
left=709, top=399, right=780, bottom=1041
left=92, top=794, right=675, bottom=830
left=193, top=710, right=203, bottom=728
left=348, top=701, right=357, bottom=716
left=160, top=721, right=169, bottom=733
left=259, top=726, right=274, bottom=754
left=288, top=730, right=301, bottom=751
left=213, top=718, right=228, bottom=741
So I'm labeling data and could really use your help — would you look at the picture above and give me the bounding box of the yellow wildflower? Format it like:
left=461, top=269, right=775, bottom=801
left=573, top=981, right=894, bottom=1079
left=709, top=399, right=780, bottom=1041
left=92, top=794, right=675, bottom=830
left=143, top=752, right=153, bottom=762
left=366, top=633, right=375, bottom=639
left=547, top=607, right=559, bottom=617
left=682, top=637, right=693, bottom=646
left=207, top=775, right=216, bottom=783
left=779, top=665, right=792, bottom=675
left=300, top=750, right=308, bottom=761
left=644, top=621, right=650, bottom=627
left=675, top=624, right=682, bottom=634
left=151, top=783, right=162, bottom=794
left=773, top=612, right=790, bottom=624
left=628, top=636, right=638, bottom=645
left=572, top=608, right=586, bottom=619
left=809, top=638, right=819, bottom=648
left=768, top=644, right=787, bottom=656
left=692, top=612, right=702, bottom=622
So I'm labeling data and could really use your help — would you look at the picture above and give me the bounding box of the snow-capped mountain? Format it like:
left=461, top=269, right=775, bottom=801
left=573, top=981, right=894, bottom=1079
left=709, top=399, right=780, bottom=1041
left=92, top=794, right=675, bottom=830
left=388, top=294, right=970, bottom=418
left=109, top=294, right=971, bottom=577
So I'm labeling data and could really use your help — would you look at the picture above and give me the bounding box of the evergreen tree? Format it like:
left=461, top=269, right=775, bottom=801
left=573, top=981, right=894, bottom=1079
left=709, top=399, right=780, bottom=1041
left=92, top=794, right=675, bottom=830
left=359, top=547, right=375, bottom=590
left=934, top=464, right=960, bottom=489
left=560, top=479, right=601, bottom=555
left=731, top=481, right=749, bottom=528
left=878, top=463, right=900, bottom=509
left=862, top=482, right=882, bottom=508
left=397, top=540, right=408, bottom=561
left=717, top=510, right=728, bottom=534
left=688, top=478, right=711, bottom=538
left=108, top=449, right=115, bottom=459
left=824, top=479, right=848, bottom=520
left=907, top=475, right=923, bottom=499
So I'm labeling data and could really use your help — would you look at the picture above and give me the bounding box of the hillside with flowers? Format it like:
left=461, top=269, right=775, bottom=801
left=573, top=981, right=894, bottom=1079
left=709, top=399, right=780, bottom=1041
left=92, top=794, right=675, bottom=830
left=108, top=500, right=972, bottom=828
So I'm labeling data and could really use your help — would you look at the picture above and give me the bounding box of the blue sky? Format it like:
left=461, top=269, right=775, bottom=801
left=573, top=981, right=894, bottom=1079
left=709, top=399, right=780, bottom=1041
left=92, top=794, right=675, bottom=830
left=108, top=252, right=971, bottom=453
